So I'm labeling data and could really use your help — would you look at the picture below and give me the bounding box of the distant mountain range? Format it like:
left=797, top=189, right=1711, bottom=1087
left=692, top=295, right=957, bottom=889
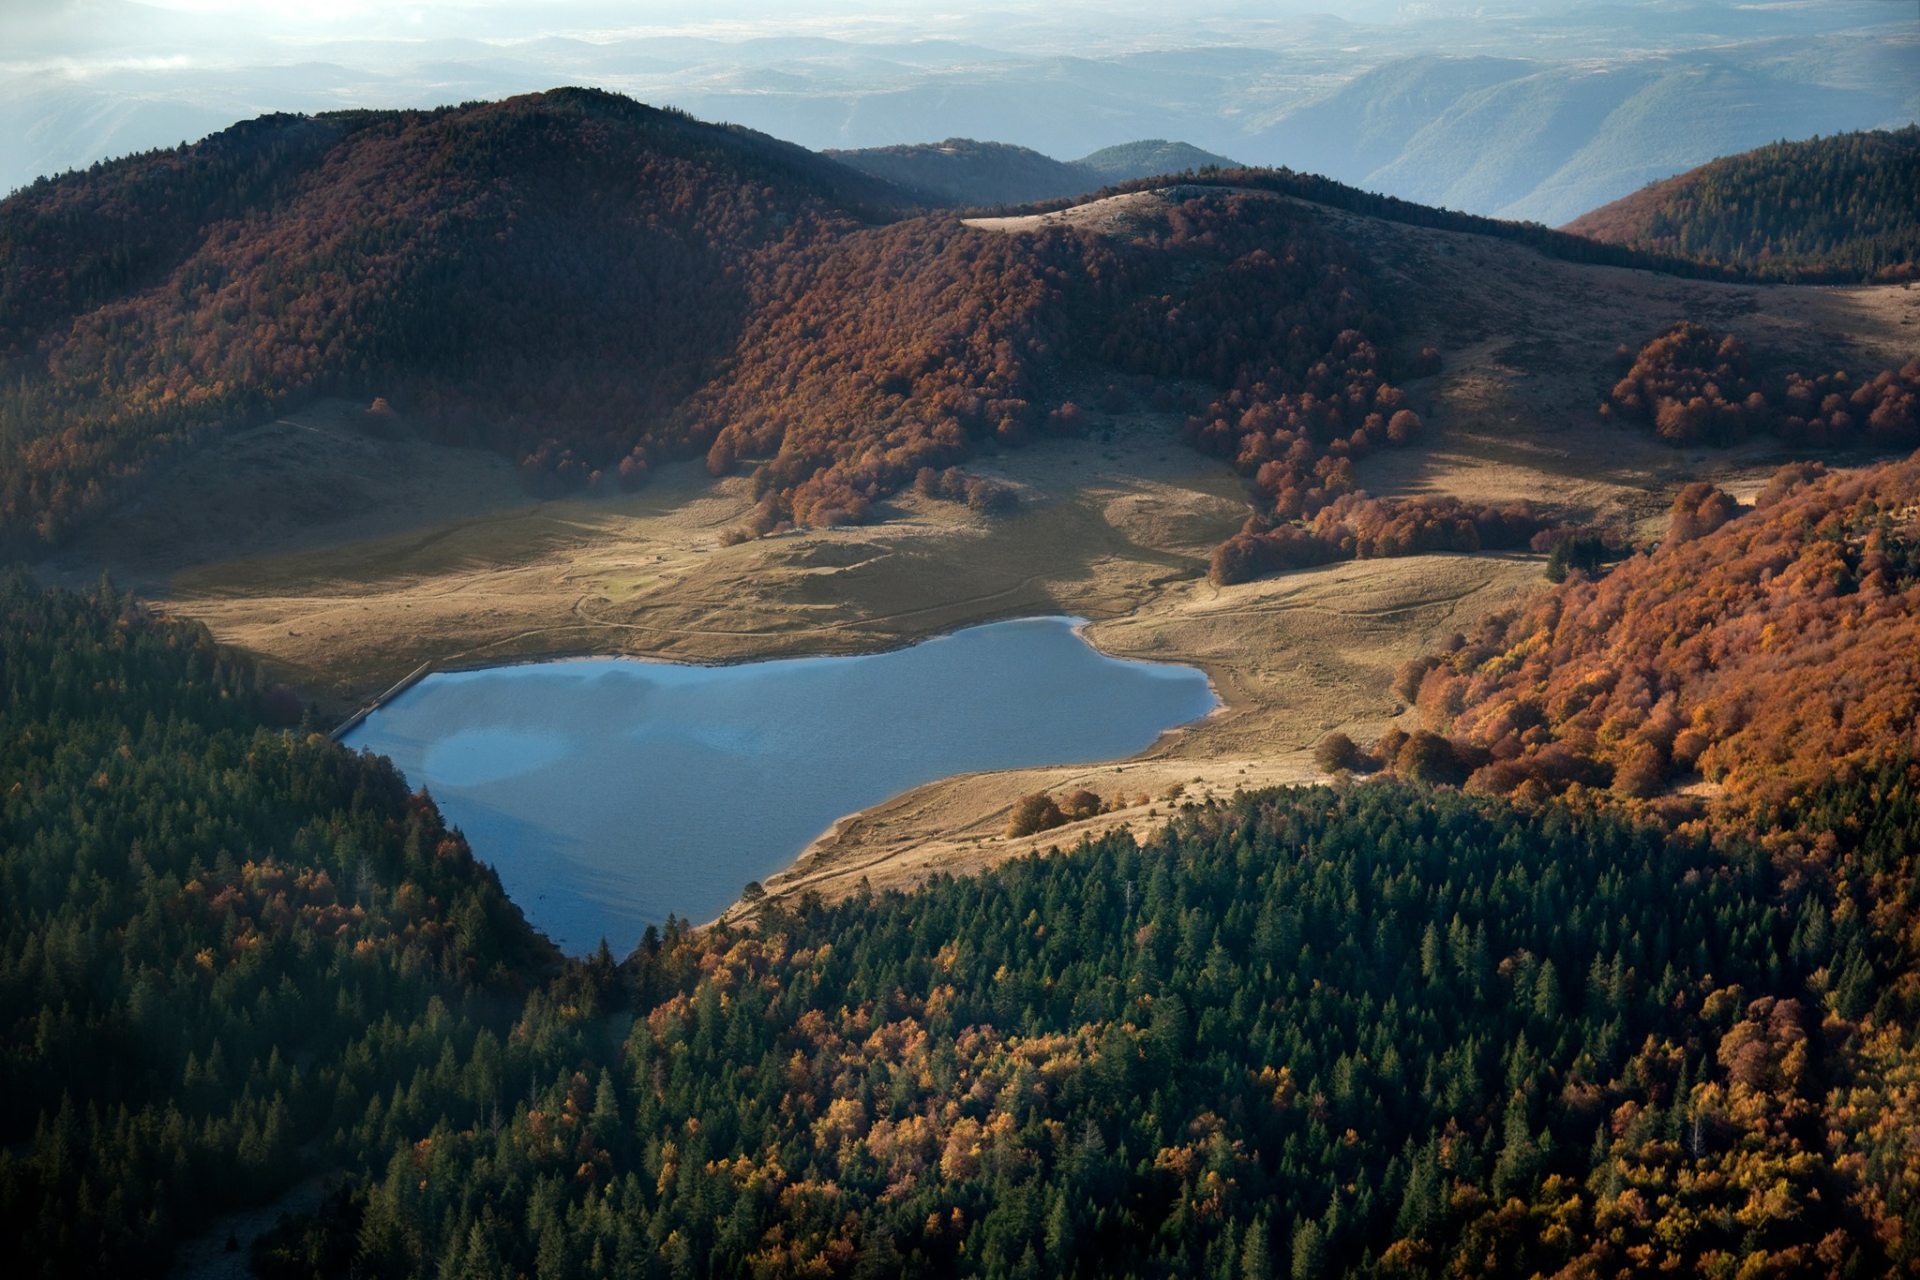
left=823, top=138, right=1237, bottom=207
left=1254, top=41, right=1920, bottom=226
left=3, top=2, right=1912, bottom=222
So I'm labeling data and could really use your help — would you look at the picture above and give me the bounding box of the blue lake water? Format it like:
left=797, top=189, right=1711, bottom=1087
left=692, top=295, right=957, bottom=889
left=341, top=617, right=1216, bottom=953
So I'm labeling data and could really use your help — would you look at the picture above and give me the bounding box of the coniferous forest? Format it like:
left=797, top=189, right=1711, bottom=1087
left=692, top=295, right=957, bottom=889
left=1566, top=127, right=1920, bottom=282
left=6, top=550, right=1920, bottom=1276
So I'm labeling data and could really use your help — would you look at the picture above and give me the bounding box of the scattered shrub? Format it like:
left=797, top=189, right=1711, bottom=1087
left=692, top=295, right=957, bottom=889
left=1007, top=792, right=1066, bottom=837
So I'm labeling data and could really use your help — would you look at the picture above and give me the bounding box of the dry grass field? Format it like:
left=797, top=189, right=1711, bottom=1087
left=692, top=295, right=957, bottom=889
left=43, top=196, right=1920, bottom=910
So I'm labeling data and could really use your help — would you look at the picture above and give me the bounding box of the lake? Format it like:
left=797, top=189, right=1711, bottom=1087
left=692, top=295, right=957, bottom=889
left=341, top=617, right=1216, bottom=952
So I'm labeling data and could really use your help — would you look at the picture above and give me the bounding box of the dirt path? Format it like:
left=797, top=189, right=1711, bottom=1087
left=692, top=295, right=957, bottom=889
left=47, top=201, right=1918, bottom=908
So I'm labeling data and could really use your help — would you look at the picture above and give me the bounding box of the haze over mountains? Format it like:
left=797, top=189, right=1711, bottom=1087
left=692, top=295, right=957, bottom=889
left=6, top=1, right=1915, bottom=223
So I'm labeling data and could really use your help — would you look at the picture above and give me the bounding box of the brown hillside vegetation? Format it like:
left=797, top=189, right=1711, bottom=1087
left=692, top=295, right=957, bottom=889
left=1606, top=321, right=1920, bottom=448
left=0, top=89, right=898, bottom=546
left=3, top=93, right=1827, bottom=565
left=693, top=187, right=1460, bottom=546
left=1383, top=449, right=1920, bottom=811
left=0, top=101, right=1449, bottom=556
left=6, top=99, right=1498, bottom=572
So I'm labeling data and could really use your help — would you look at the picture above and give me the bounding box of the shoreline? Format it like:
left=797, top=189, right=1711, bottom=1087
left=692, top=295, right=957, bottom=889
left=331, top=608, right=1233, bottom=727
left=337, top=612, right=1230, bottom=941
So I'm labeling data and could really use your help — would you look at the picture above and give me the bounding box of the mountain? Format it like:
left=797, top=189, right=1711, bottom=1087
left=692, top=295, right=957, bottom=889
left=1565, top=126, right=1920, bottom=281
left=823, top=138, right=1093, bottom=206
left=0, top=89, right=905, bottom=546
left=1074, top=138, right=1237, bottom=180
left=824, top=136, right=1239, bottom=208
left=4, top=88, right=1720, bottom=557
left=1255, top=55, right=1533, bottom=193
left=1252, top=42, right=1919, bottom=225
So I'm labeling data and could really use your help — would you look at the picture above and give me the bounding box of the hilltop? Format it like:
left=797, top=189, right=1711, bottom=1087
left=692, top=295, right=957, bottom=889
left=1076, top=139, right=1236, bottom=181
left=1565, top=126, right=1920, bottom=281
left=823, top=136, right=1238, bottom=208
left=0, top=89, right=906, bottom=547
left=0, top=88, right=1720, bottom=558
left=823, top=138, right=1091, bottom=206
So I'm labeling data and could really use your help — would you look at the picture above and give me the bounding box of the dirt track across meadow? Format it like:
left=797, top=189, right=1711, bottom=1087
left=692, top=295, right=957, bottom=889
left=43, top=199, right=1920, bottom=910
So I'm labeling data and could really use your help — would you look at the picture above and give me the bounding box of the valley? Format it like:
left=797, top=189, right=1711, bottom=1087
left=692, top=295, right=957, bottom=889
left=40, top=193, right=1919, bottom=913
left=8, top=69, right=1920, bottom=1278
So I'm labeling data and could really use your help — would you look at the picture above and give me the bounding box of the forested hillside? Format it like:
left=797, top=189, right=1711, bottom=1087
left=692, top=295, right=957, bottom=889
left=0, top=574, right=556, bottom=1277
left=1374, top=448, right=1920, bottom=811
left=0, top=89, right=1750, bottom=558
left=1076, top=140, right=1237, bottom=182
left=0, top=93, right=1510, bottom=559
left=1566, top=127, right=1920, bottom=282
left=279, top=779, right=1920, bottom=1278
left=824, top=138, right=1239, bottom=208
left=689, top=188, right=1441, bottom=534
left=823, top=140, right=1095, bottom=207
left=0, top=89, right=899, bottom=546
left=7, top=571, right=1920, bottom=1276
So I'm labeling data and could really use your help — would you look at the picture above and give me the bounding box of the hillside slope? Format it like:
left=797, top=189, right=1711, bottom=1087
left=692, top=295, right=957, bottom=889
left=824, top=136, right=1237, bottom=208
left=823, top=138, right=1093, bottom=206
left=1076, top=138, right=1236, bottom=180
left=0, top=96, right=1575, bottom=556
left=0, top=89, right=902, bottom=546
left=0, top=572, right=557, bottom=1277
left=1565, top=126, right=1920, bottom=281
left=1386, top=446, right=1920, bottom=812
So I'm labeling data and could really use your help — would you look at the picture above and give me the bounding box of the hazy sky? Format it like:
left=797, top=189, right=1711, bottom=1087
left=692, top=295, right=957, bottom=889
left=2, top=0, right=1913, bottom=215
left=17, top=0, right=1806, bottom=61
left=11, top=1, right=1907, bottom=65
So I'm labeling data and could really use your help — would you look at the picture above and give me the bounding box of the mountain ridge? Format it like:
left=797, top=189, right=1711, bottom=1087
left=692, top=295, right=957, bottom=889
left=822, top=136, right=1238, bottom=208
left=0, top=87, right=1741, bottom=557
left=1255, top=43, right=1918, bottom=225
left=1564, top=125, right=1920, bottom=281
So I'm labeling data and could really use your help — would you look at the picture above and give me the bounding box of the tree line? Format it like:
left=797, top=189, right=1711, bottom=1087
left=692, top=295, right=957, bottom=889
left=1567, top=127, right=1920, bottom=282
left=6, top=571, right=1920, bottom=1275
